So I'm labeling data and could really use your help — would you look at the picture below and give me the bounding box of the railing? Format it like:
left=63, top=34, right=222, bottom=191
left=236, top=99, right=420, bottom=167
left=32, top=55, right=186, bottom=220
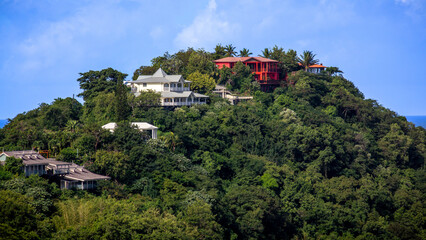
left=169, top=87, right=190, bottom=92
left=162, top=101, right=206, bottom=106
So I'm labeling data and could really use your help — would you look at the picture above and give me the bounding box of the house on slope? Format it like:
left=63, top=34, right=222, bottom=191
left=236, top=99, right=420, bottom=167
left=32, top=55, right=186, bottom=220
left=125, top=68, right=209, bottom=106
left=0, top=150, right=110, bottom=190
left=213, top=85, right=253, bottom=105
left=102, top=122, right=158, bottom=139
left=298, top=63, right=327, bottom=74
left=213, top=57, right=282, bottom=91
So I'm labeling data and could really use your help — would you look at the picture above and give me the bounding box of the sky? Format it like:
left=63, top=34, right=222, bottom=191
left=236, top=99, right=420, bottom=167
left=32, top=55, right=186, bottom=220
left=0, top=0, right=425, bottom=119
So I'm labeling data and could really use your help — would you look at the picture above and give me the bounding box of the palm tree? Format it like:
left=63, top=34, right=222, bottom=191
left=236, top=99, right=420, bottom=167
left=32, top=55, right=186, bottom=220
left=224, top=44, right=237, bottom=57
left=239, top=48, right=252, bottom=57
left=160, top=132, right=181, bottom=152
left=297, top=50, right=319, bottom=71
left=65, top=120, right=79, bottom=133
left=213, top=44, right=226, bottom=59
left=259, top=48, right=271, bottom=58
left=325, top=66, right=343, bottom=76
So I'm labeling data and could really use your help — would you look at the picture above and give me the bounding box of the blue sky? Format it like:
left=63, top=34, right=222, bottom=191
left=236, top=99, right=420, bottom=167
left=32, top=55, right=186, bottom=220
left=1, top=0, right=425, bottom=119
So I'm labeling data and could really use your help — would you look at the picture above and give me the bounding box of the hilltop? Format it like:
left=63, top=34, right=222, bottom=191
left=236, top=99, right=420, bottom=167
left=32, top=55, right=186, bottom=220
left=0, top=46, right=425, bottom=240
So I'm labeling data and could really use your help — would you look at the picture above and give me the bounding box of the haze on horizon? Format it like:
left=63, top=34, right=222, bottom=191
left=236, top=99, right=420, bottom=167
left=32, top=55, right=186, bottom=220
left=1, top=0, right=425, bottom=119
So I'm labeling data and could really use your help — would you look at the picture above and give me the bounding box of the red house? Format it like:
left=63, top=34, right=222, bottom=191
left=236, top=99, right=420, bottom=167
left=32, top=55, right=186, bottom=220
left=213, top=57, right=282, bottom=91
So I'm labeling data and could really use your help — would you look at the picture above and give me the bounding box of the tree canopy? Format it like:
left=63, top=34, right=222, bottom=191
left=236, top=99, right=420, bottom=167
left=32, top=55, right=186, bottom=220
left=0, top=44, right=425, bottom=240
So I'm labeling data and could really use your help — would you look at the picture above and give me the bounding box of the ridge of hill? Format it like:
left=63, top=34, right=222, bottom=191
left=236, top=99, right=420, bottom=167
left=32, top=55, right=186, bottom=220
left=0, top=48, right=424, bottom=239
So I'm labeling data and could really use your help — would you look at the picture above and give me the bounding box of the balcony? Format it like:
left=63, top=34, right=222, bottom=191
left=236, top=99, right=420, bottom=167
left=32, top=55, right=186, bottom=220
left=165, top=87, right=190, bottom=92
left=162, top=101, right=206, bottom=106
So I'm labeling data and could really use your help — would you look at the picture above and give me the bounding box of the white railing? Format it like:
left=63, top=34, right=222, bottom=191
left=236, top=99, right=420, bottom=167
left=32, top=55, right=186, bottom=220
left=169, top=87, right=190, bottom=92
left=162, top=101, right=206, bottom=106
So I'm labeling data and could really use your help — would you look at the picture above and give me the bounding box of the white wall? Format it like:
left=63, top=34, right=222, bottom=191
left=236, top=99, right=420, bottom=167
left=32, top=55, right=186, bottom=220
left=137, top=83, right=164, bottom=92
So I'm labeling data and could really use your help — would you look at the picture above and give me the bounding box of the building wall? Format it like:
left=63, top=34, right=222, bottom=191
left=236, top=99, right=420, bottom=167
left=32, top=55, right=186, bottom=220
left=24, top=165, right=46, bottom=177
left=136, top=83, right=164, bottom=92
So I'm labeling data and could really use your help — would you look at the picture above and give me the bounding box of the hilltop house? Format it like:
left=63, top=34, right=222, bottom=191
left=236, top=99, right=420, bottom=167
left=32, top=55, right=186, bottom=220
left=102, top=122, right=158, bottom=139
left=125, top=68, right=209, bottom=106
left=213, top=57, right=282, bottom=91
left=0, top=150, right=110, bottom=190
left=298, top=63, right=327, bottom=74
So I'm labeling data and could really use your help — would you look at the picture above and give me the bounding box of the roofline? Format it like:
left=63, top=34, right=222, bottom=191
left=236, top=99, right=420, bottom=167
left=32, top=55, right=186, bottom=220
left=64, top=175, right=111, bottom=182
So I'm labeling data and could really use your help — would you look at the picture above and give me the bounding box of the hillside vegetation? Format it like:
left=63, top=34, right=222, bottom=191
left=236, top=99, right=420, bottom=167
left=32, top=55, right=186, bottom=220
left=0, top=46, right=425, bottom=240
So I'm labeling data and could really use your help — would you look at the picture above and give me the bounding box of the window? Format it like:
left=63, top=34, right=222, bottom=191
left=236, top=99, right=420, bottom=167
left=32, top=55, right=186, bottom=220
left=143, top=83, right=147, bottom=87
left=164, top=83, right=169, bottom=87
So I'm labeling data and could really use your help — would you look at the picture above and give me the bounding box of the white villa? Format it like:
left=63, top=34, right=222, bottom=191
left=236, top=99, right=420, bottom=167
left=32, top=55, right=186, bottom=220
left=125, top=68, right=209, bottom=106
left=102, top=122, right=158, bottom=139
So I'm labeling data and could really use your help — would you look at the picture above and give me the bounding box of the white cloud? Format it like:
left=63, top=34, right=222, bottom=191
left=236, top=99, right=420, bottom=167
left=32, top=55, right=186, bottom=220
left=150, top=26, right=165, bottom=40
left=174, top=0, right=239, bottom=49
left=11, top=1, right=144, bottom=74
left=395, top=0, right=425, bottom=19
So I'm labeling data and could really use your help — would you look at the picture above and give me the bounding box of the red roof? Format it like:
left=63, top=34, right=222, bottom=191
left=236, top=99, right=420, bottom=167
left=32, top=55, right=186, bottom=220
left=298, top=63, right=327, bottom=68
left=309, top=64, right=326, bottom=68
left=213, top=57, right=278, bottom=63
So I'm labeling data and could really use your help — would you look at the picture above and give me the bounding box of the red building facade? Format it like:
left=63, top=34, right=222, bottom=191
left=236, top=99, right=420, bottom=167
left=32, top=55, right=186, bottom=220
left=213, top=57, right=282, bottom=91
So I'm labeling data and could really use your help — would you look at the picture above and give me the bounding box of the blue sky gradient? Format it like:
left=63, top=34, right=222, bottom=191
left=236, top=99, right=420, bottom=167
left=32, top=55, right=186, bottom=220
left=1, top=0, right=425, bottom=119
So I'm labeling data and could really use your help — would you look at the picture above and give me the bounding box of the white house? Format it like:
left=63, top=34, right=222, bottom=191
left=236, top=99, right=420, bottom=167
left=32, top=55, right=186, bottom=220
left=125, top=68, right=209, bottom=106
left=102, top=122, right=158, bottom=139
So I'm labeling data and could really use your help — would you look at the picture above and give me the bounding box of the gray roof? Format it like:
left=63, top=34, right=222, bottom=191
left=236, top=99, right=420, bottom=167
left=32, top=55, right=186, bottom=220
left=194, top=93, right=209, bottom=98
left=63, top=166, right=110, bottom=181
left=2, top=150, right=50, bottom=165
left=128, top=68, right=188, bottom=84
left=161, top=91, right=193, bottom=98
left=160, top=91, right=209, bottom=98
left=1, top=150, right=110, bottom=181
left=153, top=68, right=167, bottom=77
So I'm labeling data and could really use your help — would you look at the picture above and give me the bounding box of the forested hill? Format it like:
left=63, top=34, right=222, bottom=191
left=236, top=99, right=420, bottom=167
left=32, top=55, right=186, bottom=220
left=0, top=46, right=425, bottom=240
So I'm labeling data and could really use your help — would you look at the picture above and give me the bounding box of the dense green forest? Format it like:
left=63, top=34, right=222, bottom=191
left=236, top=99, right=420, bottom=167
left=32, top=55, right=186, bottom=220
left=0, top=45, right=425, bottom=239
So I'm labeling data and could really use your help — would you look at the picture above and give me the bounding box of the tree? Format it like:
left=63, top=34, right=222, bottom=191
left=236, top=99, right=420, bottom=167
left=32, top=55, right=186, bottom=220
left=259, top=48, right=272, bottom=58
left=160, top=131, right=182, bottom=152
left=0, top=190, right=38, bottom=239
left=297, top=50, right=319, bottom=71
left=114, top=82, right=131, bottom=122
left=378, top=123, right=413, bottom=167
left=325, top=66, right=343, bottom=76
left=187, top=71, right=216, bottom=93
left=132, top=66, right=157, bottom=80
left=224, top=44, right=237, bottom=57
left=77, top=68, right=128, bottom=101
left=129, top=89, right=161, bottom=116
left=4, top=157, right=23, bottom=175
left=91, top=150, right=130, bottom=183
left=213, top=44, right=227, bottom=60
left=229, top=61, right=253, bottom=92
left=185, top=51, right=216, bottom=77
left=239, top=48, right=252, bottom=57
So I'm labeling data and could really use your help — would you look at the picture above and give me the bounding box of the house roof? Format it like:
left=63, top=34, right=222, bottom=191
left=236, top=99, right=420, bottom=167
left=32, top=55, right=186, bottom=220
left=63, top=166, right=110, bottom=181
left=101, top=122, right=118, bottom=131
left=213, top=57, right=278, bottom=63
left=297, top=63, right=327, bottom=68
left=128, top=68, right=187, bottom=84
left=193, top=93, right=209, bottom=98
left=308, top=64, right=326, bottom=68
left=1, top=150, right=50, bottom=165
left=131, top=122, right=158, bottom=130
left=160, top=91, right=208, bottom=98
left=102, top=122, right=158, bottom=131
left=161, top=91, right=193, bottom=98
